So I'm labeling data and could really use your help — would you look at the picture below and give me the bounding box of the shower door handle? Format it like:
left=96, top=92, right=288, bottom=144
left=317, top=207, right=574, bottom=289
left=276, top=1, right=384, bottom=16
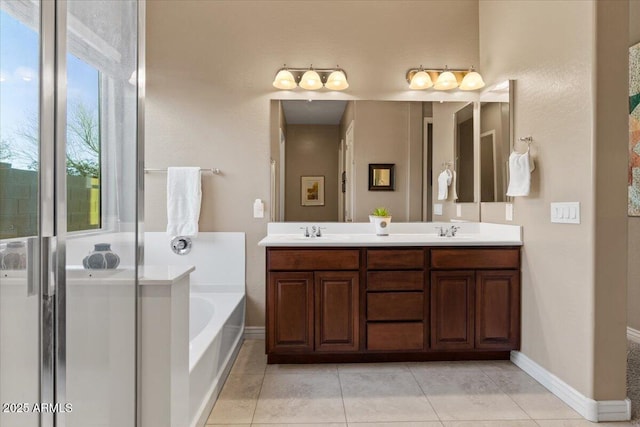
left=40, top=236, right=56, bottom=297
left=26, top=237, right=40, bottom=297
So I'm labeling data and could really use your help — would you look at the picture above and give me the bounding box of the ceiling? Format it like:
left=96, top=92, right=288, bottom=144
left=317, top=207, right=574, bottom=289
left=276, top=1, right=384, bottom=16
left=282, top=100, right=347, bottom=125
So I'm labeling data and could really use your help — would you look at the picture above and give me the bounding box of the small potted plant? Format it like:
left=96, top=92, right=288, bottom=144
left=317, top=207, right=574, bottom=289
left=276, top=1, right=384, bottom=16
left=369, top=207, right=392, bottom=236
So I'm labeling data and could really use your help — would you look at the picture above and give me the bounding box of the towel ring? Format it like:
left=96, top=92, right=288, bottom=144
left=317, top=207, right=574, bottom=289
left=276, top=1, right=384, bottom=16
left=516, top=136, right=535, bottom=172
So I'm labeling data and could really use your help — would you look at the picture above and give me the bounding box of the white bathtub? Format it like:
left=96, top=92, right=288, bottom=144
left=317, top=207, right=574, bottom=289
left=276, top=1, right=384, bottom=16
left=188, top=291, right=244, bottom=427
left=143, top=232, right=246, bottom=427
left=64, top=231, right=246, bottom=427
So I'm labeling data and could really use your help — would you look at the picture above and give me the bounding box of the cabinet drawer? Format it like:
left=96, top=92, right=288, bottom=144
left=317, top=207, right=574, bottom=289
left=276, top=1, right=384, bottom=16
left=367, top=249, right=424, bottom=270
left=367, top=322, right=424, bottom=351
left=431, top=249, right=519, bottom=270
left=367, top=292, right=424, bottom=321
left=367, top=271, right=424, bottom=291
left=268, top=249, right=360, bottom=271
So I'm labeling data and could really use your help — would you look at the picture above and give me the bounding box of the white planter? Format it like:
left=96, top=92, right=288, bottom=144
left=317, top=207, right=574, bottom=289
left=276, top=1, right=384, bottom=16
left=369, top=215, right=392, bottom=236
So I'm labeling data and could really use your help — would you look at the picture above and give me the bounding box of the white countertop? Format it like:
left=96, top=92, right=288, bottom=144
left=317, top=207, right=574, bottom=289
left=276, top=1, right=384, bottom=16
left=259, top=222, right=522, bottom=247
left=63, top=265, right=196, bottom=285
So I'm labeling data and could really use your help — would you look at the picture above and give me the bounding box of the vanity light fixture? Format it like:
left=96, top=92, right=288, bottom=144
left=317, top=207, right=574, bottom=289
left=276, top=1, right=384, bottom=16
left=272, top=65, right=349, bottom=91
left=406, top=65, right=485, bottom=91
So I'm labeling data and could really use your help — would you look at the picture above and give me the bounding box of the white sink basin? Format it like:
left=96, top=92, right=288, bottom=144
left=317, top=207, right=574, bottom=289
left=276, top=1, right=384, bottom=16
left=269, top=234, right=351, bottom=241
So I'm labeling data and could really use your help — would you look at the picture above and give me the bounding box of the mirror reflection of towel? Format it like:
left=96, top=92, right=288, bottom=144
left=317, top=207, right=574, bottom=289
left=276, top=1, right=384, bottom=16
left=437, top=169, right=452, bottom=200
left=506, top=151, right=531, bottom=197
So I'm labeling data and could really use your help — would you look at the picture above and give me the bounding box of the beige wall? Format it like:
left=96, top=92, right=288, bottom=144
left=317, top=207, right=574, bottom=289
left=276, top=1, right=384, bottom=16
left=628, top=0, right=640, bottom=332
left=479, top=0, right=628, bottom=400
left=285, top=125, right=339, bottom=221
left=145, top=0, right=479, bottom=327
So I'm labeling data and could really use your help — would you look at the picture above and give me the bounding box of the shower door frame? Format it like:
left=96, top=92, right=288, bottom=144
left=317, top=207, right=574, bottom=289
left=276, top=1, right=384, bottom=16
left=34, top=1, right=145, bottom=426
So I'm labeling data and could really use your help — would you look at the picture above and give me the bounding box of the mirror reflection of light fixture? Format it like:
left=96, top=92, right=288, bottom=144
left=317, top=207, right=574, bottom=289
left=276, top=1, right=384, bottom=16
left=272, top=65, right=349, bottom=91
left=405, top=65, right=485, bottom=91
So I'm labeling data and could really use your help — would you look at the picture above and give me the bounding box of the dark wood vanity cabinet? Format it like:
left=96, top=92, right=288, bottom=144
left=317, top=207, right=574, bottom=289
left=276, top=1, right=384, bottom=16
left=265, top=246, right=520, bottom=363
left=430, top=248, right=521, bottom=352
left=266, top=249, right=360, bottom=355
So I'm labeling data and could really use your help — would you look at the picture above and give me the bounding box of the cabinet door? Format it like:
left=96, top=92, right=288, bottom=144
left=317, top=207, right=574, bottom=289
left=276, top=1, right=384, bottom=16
left=431, top=271, right=475, bottom=350
left=315, top=271, right=359, bottom=352
left=475, top=270, right=520, bottom=350
left=267, top=272, right=314, bottom=353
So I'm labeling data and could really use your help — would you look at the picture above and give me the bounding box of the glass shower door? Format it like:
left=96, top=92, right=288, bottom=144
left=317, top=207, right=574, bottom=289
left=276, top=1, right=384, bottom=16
left=0, top=1, right=141, bottom=426
left=0, top=2, right=42, bottom=427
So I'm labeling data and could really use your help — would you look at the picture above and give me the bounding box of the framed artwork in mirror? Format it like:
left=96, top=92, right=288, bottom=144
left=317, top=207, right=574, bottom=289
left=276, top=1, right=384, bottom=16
left=301, top=176, right=325, bottom=206
left=368, top=163, right=395, bottom=191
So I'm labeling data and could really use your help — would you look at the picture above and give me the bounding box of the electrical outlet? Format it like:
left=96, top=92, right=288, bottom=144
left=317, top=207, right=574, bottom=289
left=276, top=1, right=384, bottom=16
left=434, top=204, right=443, bottom=216
left=456, top=204, right=462, bottom=217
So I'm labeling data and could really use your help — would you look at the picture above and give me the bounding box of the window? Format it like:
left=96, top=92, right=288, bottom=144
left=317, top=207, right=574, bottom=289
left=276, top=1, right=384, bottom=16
left=0, top=9, right=102, bottom=238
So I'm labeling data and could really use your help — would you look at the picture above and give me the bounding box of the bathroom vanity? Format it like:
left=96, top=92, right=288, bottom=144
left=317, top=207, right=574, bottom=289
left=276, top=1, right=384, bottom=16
left=259, top=222, right=522, bottom=364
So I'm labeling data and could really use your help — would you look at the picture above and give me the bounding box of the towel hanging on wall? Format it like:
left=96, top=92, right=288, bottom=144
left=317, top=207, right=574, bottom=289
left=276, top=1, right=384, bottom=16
left=506, top=151, right=531, bottom=197
left=166, top=167, right=202, bottom=237
left=437, top=169, right=452, bottom=200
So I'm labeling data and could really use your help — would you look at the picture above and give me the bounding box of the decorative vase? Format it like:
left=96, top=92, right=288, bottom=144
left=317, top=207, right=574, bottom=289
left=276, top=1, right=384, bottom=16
left=369, top=215, right=392, bottom=236
left=0, top=241, right=27, bottom=270
left=82, top=243, right=120, bottom=269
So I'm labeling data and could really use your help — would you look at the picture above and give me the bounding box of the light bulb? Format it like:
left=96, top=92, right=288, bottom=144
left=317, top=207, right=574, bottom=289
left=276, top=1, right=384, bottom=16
left=325, top=70, right=349, bottom=90
left=299, top=69, right=323, bottom=90
left=459, top=71, right=485, bottom=91
left=409, top=70, right=433, bottom=90
left=272, top=69, right=297, bottom=90
left=434, top=70, right=458, bottom=90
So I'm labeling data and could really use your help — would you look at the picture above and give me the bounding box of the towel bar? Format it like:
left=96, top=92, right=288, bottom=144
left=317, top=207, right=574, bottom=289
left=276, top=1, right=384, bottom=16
left=144, top=168, right=221, bottom=174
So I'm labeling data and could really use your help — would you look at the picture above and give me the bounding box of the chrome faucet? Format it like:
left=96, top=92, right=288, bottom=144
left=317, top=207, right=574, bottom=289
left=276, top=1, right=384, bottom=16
left=435, top=225, right=460, bottom=237
left=300, top=226, right=310, bottom=237
left=315, top=226, right=326, bottom=237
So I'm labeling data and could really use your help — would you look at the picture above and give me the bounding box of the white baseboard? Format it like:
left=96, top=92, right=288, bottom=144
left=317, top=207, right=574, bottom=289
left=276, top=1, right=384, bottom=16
left=511, top=351, right=631, bottom=422
left=628, top=326, right=640, bottom=344
left=244, top=326, right=265, bottom=340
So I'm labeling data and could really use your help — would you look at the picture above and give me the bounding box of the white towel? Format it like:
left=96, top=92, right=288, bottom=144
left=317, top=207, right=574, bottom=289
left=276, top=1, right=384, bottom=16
left=437, top=169, right=452, bottom=200
left=167, top=167, right=202, bottom=237
left=506, top=151, right=531, bottom=197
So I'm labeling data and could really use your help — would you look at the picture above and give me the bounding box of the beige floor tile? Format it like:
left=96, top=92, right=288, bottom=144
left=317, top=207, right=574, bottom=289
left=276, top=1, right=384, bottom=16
left=348, top=422, right=444, bottom=426
left=207, top=374, right=263, bottom=424
left=442, top=422, right=536, bottom=427
left=411, top=368, right=529, bottom=421
left=252, top=372, right=346, bottom=423
left=485, top=371, right=581, bottom=419
left=230, top=340, right=267, bottom=375
left=337, top=362, right=409, bottom=374
left=340, top=372, right=439, bottom=422
left=252, top=424, right=347, bottom=427
left=534, top=421, right=639, bottom=426
left=265, top=363, right=339, bottom=375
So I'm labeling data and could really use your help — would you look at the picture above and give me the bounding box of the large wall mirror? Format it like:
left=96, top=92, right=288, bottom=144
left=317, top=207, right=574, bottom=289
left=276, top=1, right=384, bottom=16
left=269, top=81, right=512, bottom=223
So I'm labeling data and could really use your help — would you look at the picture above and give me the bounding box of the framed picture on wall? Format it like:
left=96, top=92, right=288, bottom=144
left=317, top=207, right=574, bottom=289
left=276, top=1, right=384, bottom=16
left=368, top=163, right=395, bottom=191
left=301, top=176, right=325, bottom=206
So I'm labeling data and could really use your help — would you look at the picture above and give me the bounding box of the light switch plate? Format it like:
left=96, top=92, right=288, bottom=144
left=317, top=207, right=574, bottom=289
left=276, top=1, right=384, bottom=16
left=456, top=204, right=462, bottom=217
left=506, top=203, right=513, bottom=221
left=550, top=202, right=580, bottom=224
left=434, top=204, right=443, bottom=216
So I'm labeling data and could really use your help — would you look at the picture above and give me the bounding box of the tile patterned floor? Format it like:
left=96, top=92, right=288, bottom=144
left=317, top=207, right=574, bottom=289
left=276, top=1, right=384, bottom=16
left=206, top=339, right=638, bottom=427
